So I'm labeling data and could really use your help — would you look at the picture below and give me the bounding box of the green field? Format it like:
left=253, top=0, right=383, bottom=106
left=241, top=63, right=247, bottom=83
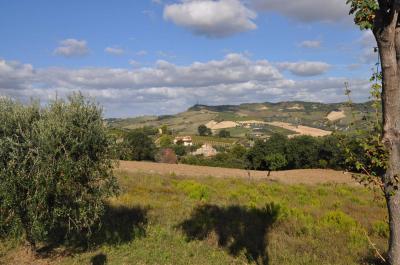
left=1, top=170, right=388, bottom=265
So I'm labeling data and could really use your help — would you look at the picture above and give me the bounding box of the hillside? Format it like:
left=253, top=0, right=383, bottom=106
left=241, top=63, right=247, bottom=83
left=107, top=101, right=377, bottom=137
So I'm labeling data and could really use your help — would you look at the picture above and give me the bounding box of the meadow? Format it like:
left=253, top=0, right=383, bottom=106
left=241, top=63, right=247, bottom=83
left=1, top=169, right=389, bottom=265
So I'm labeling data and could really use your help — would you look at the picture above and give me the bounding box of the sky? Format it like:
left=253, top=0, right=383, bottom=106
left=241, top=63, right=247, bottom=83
left=0, top=0, right=378, bottom=118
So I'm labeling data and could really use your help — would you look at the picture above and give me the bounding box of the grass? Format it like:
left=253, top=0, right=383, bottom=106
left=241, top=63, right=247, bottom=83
left=0, top=171, right=389, bottom=265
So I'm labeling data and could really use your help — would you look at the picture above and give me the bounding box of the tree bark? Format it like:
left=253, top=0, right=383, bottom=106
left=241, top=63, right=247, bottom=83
left=374, top=2, right=400, bottom=264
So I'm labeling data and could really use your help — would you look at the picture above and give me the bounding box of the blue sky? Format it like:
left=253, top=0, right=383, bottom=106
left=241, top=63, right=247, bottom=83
left=0, top=0, right=377, bottom=117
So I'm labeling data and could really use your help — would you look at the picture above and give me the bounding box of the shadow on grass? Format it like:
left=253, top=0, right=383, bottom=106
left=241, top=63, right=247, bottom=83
left=178, top=203, right=280, bottom=265
left=361, top=253, right=388, bottom=265
left=91, top=252, right=107, bottom=265
left=35, top=204, right=148, bottom=258
left=89, top=204, right=148, bottom=246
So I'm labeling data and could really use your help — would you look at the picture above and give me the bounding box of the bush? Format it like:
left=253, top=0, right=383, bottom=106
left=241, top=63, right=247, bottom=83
left=0, top=94, right=119, bottom=249
left=156, top=148, right=178, bottom=164
left=198, top=125, right=212, bottom=136
left=265, top=153, right=288, bottom=173
left=218, top=129, right=231, bottom=138
left=176, top=180, right=211, bottom=201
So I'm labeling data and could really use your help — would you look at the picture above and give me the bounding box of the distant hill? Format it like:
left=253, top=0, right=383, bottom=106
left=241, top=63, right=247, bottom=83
left=107, top=101, right=377, bottom=138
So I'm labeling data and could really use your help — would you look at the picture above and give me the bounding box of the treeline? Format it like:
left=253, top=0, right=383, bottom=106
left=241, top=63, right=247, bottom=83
left=111, top=126, right=369, bottom=173
left=181, top=133, right=364, bottom=172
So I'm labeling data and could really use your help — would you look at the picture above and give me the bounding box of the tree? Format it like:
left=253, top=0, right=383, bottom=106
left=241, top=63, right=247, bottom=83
left=347, top=1, right=400, bottom=263
left=156, top=148, right=178, bottom=164
left=265, top=153, right=288, bottom=176
left=285, top=136, right=319, bottom=169
left=0, top=94, right=118, bottom=250
left=218, top=129, right=231, bottom=138
left=198, top=124, right=212, bottom=136
left=125, top=130, right=156, bottom=161
left=158, top=135, right=173, bottom=148
left=246, top=134, right=288, bottom=170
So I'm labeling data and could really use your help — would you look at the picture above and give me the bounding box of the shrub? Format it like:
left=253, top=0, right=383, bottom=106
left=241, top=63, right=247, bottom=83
left=265, top=153, right=288, bottom=174
left=176, top=180, right=211, bottom=201
left=218, top=129, right=231, bottom=138
left=0, top=94, right=119, bottom=250
left=320, top=211, right=358, bottom=232
left=372, top=220, right=389, bottom=238
left=198, top=125, right=212, bottom=136
left=156, top=148, right=178, bottom=164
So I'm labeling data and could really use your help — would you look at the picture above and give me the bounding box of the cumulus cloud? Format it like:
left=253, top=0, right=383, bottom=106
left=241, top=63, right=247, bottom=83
left=105, top=47, right=125, bottom=55
left=164, top=0, right=257, bottom=38
left=0, top=59, right=36, bottom=90
left=277, top=61, right=331, bottom=76
left=299, top=40, right=322, bottom=49
left=54, top=39, right=89, bottom=57
left=250, top=0, right=350, bottom=23
left=0, top=55, right=369, bottom=117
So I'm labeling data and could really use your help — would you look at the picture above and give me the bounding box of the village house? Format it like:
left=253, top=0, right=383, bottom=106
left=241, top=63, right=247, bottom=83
left=173, top=136, right=193, bottom=146
left=192, top=144, right=218, bottom=157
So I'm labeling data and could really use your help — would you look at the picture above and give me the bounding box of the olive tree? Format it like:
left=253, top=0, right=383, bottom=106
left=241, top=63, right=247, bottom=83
left=0, top=94, right=118, bottom=250
left=347, top=1, right=400, bottom=263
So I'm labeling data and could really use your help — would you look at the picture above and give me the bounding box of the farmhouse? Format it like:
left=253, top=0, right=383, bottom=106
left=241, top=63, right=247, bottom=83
left=192, top=144, right=218, bottom=157
left=173, top=136, right=193, bottom=146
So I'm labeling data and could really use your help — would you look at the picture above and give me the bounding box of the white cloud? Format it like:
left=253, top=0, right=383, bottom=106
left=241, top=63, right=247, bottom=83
left=136, top=50, right=148, bottom=56
left=250, top=0, right=350, bottom=23
left=54, top=39, right=89, bottom=57
left=359, top=31, right=378, bottom=64
left=277, top=61, right=331, bottom=76
left=0, top=59, right=35, bottom=89
left=129, top=60, right=141, bottom=67
left=299, top=40, right=321, bottom=49
left=0, top=55, right=369, bottom=117
left=164, top=0, right=257, bottom=38
left=105, top=47, right=125, bottom=55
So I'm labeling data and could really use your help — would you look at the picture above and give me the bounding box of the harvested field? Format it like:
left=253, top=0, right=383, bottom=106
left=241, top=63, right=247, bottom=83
left=206, top=120, right=239, bottom=130
left=117, top=161, right=355, bottom=185
left=266, top=122, right=332, bottom=137
left=327, top=110, right=346, bottom=121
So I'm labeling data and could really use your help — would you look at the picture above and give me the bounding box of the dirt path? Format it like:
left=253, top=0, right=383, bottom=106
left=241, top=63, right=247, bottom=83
left=117, top=161, right=356, bottom=185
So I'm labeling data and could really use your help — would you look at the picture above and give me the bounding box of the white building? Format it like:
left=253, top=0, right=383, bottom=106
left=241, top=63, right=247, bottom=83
left=173, top=136, right=193, bottom=146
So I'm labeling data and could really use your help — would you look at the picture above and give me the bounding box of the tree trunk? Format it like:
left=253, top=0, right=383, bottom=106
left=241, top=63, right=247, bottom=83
left=374, top=3, right=400, bottom=264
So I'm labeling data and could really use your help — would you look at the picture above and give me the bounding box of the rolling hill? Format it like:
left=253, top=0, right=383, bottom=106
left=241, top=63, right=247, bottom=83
left=107, top=101, right=377, bottom=138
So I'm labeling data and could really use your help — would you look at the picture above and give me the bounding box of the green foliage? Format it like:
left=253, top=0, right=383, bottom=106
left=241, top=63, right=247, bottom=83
left=0, top=94, right=118, bottom=248
left=198, top=124, right=212, bottom=136
left=124, top=130, right=156, bottom=161
left=158, top=135, right=174, bottom=148
left=218, top=129, right=231, bottom=138
left=372, top=220, right=389, bottom=238
left=181, top=153, right=247, bottom=169
left=172, top=144, right=187, bottom=157
left=265, top=153, right=288, bottom=172
left=286, top=136, right=320, bottom=169
left=346, top=0, right=378, bottom=30
left=342, top=68, right=388, bottom=188
left=321, top=211, right=358, bottom=231
left=176, top=180, right=211, bottom=201
left=160, top=125, right=170, bottom=135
